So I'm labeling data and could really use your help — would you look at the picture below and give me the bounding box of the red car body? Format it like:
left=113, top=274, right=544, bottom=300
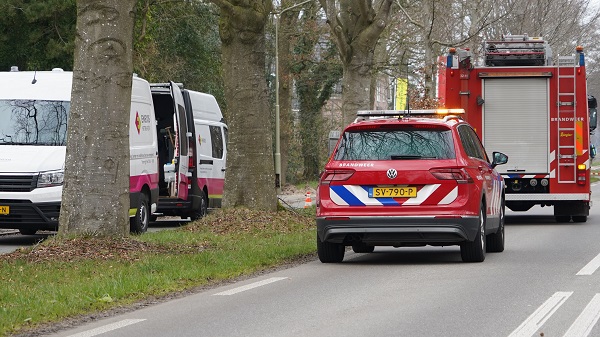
left=316, top=111, right=508, bottom=263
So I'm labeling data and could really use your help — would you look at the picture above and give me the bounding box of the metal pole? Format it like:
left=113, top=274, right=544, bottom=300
left=274, top=0, right=313, bottom=193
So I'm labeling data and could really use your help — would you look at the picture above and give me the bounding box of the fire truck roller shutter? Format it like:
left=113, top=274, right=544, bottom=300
left=483, top=78, right=549, bottom=174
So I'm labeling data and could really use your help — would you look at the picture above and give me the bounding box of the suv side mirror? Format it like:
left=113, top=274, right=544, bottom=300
left=491, top=152, right=508, bottom=168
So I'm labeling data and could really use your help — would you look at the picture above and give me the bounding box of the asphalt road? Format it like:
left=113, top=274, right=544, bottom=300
left=36, top=184, right=600, bottom=337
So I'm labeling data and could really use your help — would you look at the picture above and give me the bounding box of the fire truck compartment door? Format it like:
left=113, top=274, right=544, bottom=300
left=483, top=78, right=549, bottom=174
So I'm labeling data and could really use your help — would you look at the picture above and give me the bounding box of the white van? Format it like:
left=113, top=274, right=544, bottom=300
left=150, top=84, right=227, bottom=219
left=0, top=68, right=160, bottom=234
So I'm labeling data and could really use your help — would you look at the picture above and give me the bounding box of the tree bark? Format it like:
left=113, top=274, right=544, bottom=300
left=320, top=0, right=393, bottom=126
left=59, top=0, right=136, bottom=236
left=212, top=0, right=277, bottom=210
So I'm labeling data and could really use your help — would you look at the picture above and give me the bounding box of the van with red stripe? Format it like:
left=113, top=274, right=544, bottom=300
left=0, top=69, right=227, bottom=235
left=0, top=68, right=159, bottom=234
left=316, top=110, right=508, bottom=263
left=150, top=84, right=227, bottom=220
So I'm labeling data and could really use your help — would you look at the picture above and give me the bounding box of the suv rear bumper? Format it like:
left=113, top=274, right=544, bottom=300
left=316, top=215, right=479, bottom=246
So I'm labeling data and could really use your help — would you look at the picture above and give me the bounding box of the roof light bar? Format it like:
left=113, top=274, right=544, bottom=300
left=356, top=109, right=465, bottom=117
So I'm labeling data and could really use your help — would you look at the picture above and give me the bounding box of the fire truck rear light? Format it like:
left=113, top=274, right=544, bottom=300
left=529, top=179, right=538, bottom=187
left=430, top=168, right=473, bottom=184
left=577, top=164, right=587, bottom=185
left=541, top=179, right=549, bottom=186
left=321, top=170, right=355, bottom=184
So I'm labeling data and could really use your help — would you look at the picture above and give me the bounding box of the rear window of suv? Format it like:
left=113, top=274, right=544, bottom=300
left=334, top=125, right=456, bottom=161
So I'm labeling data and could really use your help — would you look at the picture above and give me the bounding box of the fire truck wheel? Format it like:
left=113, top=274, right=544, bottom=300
left=317, top=234, right=345, bottom=263
left=572, top=215, right=587, bottom=223
left=460, top=202, right=486, bottom=262
left=130, top=193, right=149, bottom=234
left=555, top=215, right=571, bottom=223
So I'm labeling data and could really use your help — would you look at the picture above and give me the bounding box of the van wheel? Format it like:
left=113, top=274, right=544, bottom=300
left=190, top=191, right=208, bottom=221
left=18, top=228, right=38, bottom=235
left=460, top=202, right=486, bottom=262
left=130, top=193, right=149, bottom=234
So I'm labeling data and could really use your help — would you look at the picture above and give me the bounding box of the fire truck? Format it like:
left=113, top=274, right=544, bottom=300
left=441, top=34, right=592, bottom=222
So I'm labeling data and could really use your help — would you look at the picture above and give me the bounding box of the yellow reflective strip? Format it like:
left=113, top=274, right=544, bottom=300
left=129, top=208, right=137, bottom=217
left=576, top=121, right=584, bottom=155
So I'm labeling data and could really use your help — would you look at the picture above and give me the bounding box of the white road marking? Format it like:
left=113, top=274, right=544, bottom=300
left=577, top=253, right=600, bottom=275
left=508, top=291, right=573, bottom=337
left=213, top=277, right=288, bottom=296
left=66, top=319, right=146, bottom=337
left=563, top=294, right=600, bottom=337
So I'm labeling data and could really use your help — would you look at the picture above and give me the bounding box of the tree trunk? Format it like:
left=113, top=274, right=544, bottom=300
left=59, top=0, right=136, bottom=236
left=341, top=57, right=374, bottom=126
left=278, top=2, right=297, bottom=188
left=213, top=1, right=277, bottom=210
left=320, top=0, right=394, bottom=126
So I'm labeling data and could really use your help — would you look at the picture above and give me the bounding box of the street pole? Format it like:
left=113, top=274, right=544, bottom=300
left=273, top=0, right=313, bottom=193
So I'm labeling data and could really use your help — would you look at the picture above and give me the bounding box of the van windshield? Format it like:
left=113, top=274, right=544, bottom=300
left=0, top=99, right=69, bottom=146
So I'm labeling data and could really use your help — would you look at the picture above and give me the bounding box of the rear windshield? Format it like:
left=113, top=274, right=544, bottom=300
left=334, top=126, right=456, bottom=160
left=0, top=99, right=69, bottom=145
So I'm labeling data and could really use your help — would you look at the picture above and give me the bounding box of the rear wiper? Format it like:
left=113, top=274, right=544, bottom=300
left=390, top=155, right=437, bottom=160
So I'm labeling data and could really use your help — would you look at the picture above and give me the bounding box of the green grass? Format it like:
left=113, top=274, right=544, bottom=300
left=295, top=180, right=318, bottom=190
left=0, top=207, right=316, bottom=336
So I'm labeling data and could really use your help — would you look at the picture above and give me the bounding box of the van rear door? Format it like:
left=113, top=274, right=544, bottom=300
left=170, top=82, right=189, bottom=201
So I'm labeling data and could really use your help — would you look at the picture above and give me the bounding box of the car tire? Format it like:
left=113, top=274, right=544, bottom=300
left=18, top=228, right=38, bottom=235
left=190, top=191, right=208, bottom=221
left=352, top=244, right=375, bottom=253
left=317, top=234, right=345, bottom=263
left=486, top=199, right=505, bottom=253
left=555, top=215, right=571, bottom=223
left=461, top=202, right=486, bottom=262
left=572, top=215, right=587, bottom=223
left=130, top=193, right=149, bottom=234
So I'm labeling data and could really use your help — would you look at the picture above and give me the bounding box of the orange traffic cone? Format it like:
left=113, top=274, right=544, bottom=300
left=304, top=192, right=312, bottom=208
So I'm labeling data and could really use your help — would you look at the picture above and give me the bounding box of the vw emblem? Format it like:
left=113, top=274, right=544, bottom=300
left=386, top=168, right=398, bottom=179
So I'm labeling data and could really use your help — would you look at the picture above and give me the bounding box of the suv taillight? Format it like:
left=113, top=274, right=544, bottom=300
left=320, top=169, right=355, bottom=184
left=430, top=168, right=473, bottom=184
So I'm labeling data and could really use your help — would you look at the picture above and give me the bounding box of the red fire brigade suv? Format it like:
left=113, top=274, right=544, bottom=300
left=316, top=109, right=508, bottom=263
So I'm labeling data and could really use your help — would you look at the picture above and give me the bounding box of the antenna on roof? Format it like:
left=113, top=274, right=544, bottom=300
left=31, top=70, right=37, bottom=84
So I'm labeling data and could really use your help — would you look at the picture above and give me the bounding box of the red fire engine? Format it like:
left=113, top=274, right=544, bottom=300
left=441, top=34, right=591, bottom=222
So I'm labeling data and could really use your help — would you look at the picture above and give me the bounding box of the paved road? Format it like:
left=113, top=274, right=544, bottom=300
left=40, top=185, right=600, bottom=337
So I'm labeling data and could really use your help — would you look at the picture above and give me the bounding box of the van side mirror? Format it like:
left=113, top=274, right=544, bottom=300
left=491, top=151, right=508, bottom=168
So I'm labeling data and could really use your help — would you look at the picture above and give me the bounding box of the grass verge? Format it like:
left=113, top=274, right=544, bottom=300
left=0, top=207, right=316, bottom=336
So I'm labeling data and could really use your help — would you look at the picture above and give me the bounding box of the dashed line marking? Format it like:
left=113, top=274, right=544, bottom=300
left=213, top=277, right=288, bottom=296
left=563, top=294, right=600, bottom=337
left=66, top=319, right=146, bottom=337
left=577, top=252, right=600, bottom=276
left=508, top=291, right=573, bottom=337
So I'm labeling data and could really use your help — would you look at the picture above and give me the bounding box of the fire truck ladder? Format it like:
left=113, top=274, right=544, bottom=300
left=557, top=55, right=577, bottom=183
